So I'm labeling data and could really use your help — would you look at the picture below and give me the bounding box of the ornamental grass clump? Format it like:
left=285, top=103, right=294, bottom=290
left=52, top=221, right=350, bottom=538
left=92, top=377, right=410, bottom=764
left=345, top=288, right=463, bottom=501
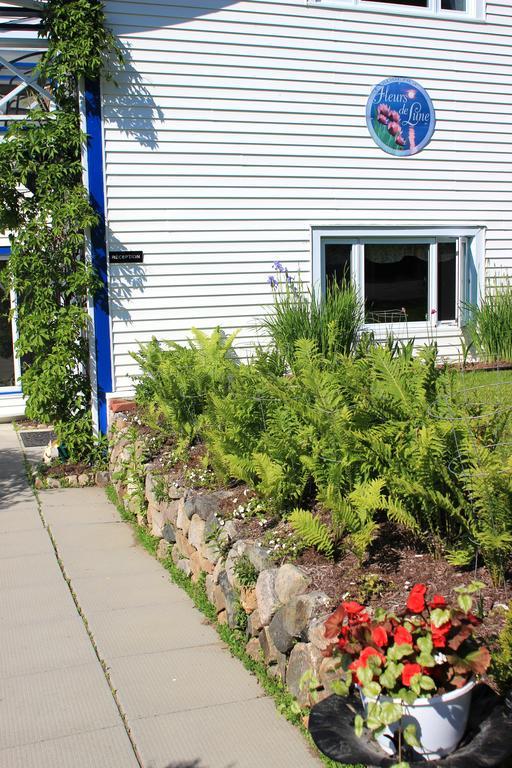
left=322, top=582, right=491, bottom=763
left=466, top=283, right=512, bottom=362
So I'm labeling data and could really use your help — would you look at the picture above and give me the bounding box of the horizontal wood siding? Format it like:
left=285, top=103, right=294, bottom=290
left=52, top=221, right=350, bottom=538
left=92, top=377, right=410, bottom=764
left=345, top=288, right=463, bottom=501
left=102, top=0, right=512, bottom=390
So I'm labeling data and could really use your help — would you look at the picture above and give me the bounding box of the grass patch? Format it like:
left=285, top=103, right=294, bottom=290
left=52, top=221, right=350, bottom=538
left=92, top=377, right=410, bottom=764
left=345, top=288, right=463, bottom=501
left=105, top=484, right=351, bottom=768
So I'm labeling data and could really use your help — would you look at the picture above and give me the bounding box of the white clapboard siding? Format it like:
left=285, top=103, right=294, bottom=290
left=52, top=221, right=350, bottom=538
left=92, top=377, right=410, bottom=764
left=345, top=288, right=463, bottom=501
left=102, top=0, right=512, bottom=391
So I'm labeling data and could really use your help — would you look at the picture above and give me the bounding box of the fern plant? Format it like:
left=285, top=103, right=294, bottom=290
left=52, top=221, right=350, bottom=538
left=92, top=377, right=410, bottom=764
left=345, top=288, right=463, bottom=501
left=288, top=508, right=334, bottom=559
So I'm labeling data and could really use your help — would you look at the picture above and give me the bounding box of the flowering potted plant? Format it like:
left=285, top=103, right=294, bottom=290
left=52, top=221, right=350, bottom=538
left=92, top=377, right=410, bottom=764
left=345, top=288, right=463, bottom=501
left=323, top=582, right=491, bottom=765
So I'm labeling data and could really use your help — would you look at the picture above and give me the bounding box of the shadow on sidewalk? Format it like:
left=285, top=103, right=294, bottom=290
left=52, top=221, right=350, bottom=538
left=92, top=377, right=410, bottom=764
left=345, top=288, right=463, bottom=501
left=0, top=446, right=31, bottom=510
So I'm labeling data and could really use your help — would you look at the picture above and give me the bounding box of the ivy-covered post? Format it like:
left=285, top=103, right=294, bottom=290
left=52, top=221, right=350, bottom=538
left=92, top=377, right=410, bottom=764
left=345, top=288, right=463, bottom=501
left=0, top=0, right=121, bottom=461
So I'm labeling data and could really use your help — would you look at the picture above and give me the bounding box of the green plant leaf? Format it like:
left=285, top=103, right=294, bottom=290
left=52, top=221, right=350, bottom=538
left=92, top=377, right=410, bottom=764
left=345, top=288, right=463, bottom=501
left=354, top=714, right=364, bottom=738
left=363, top=681, right=382, bottom=698
left=380, top=702, right=403, bottom=726
left=403, top=723, right=421, bottom=748
left=430, top=608, right=451, bottom=628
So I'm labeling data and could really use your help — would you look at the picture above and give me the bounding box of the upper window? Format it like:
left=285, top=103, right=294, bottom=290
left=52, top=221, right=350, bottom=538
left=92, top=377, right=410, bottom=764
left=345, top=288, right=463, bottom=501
left=308, top=0, right=484, bottom=21
left=313, top=228, right=484, bottom=333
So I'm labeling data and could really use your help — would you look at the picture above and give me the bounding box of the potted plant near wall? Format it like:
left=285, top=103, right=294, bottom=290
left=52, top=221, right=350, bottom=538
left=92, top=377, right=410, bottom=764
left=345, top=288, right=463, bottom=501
left=322, top=582, right=491, bottom=764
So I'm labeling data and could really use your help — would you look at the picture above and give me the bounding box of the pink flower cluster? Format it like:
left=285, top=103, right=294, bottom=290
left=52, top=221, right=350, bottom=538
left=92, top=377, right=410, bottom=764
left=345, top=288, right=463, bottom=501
left=377, top=103, right=405, bottom=148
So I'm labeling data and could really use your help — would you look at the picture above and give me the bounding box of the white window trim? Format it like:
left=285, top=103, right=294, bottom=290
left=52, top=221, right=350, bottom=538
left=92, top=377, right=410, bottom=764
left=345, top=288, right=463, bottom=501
left=306, top=0, right=486, bottom=23
left=0, top=252, right=21, bottom=394
left=312, top=226, right=485, bottom=335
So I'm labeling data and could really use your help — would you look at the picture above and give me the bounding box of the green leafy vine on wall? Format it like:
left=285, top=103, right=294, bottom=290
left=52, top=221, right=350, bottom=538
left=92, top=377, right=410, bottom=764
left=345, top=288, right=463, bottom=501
left=0, top=0, right=121, bottom=461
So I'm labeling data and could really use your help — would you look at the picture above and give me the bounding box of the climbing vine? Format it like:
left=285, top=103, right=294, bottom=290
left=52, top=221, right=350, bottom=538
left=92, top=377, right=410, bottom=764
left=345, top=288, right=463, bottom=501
left=0, top=0, right=121, bottom=461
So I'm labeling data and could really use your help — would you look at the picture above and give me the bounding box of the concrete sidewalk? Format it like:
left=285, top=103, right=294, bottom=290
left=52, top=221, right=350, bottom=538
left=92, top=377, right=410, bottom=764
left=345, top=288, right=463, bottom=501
left=0, top=424, right=322, bottom=768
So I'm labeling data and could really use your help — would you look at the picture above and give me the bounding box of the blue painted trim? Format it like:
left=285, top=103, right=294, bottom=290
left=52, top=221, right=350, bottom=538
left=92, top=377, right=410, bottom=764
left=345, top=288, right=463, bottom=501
left=0, top=390, right=22, bottom=396
left=0, top=245, right=11, bottom=255
left=84, top=77, right=112, bottom=435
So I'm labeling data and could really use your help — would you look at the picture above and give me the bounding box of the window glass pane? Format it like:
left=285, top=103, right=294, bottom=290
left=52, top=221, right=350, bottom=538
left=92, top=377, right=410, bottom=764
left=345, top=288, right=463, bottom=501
left=364, top=243, right=429, bottom=323
left=441, top=0, right=466, bottom=9
left=325, top=243, right=351, bottom=286
left=0, top=261, right=15, bottom=387
left=361, top=0, right=428, bottom=6
left=437, top=241, right=457, bottom=322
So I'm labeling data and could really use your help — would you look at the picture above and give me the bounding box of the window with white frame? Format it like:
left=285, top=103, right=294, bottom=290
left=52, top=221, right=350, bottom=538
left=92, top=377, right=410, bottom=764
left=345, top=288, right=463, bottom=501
left=308, top=0, right=485, bottom=21
left=313, top=228, right=483, bottom=330
left=0, top=255, right=20, bottom=392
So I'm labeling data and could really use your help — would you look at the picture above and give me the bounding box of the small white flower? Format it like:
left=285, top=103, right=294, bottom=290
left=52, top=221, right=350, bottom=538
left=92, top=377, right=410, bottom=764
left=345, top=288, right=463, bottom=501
left=434, top=652, right=447, bottom=665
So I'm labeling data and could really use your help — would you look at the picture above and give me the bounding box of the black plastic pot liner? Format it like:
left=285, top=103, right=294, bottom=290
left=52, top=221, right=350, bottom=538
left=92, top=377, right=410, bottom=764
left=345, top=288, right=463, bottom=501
left=308, top=685, right=512, bottom=767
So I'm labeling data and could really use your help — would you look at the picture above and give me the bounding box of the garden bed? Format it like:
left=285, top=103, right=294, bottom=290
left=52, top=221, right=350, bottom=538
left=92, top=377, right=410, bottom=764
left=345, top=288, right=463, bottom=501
left=108, top=406, right=511, bottom=709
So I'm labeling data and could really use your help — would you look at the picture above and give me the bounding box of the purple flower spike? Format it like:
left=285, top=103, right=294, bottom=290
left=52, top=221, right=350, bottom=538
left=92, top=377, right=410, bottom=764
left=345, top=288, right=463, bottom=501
left=377, top=114, right=388, bottom=125
left=286, top=272, right=294, bottom=283
left=267, top=275, right=278, bottom=288
left=395, top=135, right=406, bottom=147
left=272, top=261, right=284, bottom=272
left=388, top=122, right=401, bottom=137
left=389, top=110, right=401, bottom=123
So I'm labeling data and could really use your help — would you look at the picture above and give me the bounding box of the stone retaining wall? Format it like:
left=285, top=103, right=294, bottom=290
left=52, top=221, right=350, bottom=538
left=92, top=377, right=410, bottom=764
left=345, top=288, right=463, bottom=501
left=109, top=415, right=336, bottom=707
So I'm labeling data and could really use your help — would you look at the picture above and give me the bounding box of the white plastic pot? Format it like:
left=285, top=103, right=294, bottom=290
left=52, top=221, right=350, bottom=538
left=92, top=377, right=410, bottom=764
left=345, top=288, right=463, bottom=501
left=361, top=678, right=475, bottom=761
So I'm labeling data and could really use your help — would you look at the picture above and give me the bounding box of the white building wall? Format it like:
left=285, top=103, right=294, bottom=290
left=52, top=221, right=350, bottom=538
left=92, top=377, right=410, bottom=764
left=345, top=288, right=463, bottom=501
left=101, top=0, right=512, bottom=392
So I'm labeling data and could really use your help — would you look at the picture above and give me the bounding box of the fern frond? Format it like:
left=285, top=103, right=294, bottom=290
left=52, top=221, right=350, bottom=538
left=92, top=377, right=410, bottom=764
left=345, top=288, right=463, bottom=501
left=289, top=508, right=334, bottom=559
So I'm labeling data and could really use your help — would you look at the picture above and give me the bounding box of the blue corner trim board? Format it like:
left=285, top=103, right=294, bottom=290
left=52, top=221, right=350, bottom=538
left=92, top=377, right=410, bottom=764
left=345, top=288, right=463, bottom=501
left=0, top=246, right=11, bottom=255
left=84, top=77, right=112, bottom=435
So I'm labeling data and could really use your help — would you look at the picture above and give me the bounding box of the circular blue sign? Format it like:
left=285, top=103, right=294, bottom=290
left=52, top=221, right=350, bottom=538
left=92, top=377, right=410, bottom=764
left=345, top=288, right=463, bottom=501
left=366, top=77, right=436, bottom=157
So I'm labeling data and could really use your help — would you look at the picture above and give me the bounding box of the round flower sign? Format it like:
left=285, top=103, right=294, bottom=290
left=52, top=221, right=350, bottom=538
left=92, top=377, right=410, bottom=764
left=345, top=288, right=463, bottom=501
left=366, top=77, right=436, bottom=157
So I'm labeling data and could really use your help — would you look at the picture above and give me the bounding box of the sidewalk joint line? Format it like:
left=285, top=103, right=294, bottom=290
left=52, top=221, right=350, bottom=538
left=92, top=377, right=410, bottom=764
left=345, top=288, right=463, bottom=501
left=17, top=439, right=145, bottom=768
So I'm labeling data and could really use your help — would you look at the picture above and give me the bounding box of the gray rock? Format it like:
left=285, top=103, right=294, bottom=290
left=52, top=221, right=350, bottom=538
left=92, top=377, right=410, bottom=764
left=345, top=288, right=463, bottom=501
left=177, top=558, right=192, bottom=577
left=286, top=642, right=323, bottom=707
left=319, top=656, right=342, bottom=695
left=156, top=539, right=171, bottom=561
left=218, top=570, right=238, bottom=629
left=212, top=559, right=225, bottom=584
left=95, top=470, right=110, bottom=487
left=246, top=542, right=272, bottom=573
left=282, top=592, right=331, bottom=640
left=258, top=626, right=280, bottom=665
left=171, top=545, right=181, bottom=565
left=245, top=637, right=262, bottom=662
left=184, top=489, right=236, bottom=521
left=188, top=514, right=206, bottom=550
left=308, top=614, right=333, bottom=652
left=225, top=540, right=248, bottom=588
left=204, top=511, right=222, bottom=540
left=77, top=473, right=90, bottom=487
left=176, top=499, right=190, bottom=535
left=158, top=499, right=179, bottom=526
left=268, top=608, right=295, bottom=654
left=274, top=563, right=311, bottom=605
left=255, top=568, right=279, bottom=625
left=162, top=522, right=176, bottom=543
left=246, top=608, right=264, bottom=638
left=206, top=575, right=226, bottom=613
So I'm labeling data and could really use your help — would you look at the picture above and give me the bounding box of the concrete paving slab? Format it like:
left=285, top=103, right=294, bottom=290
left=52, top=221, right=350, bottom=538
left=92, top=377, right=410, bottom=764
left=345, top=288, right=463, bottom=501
left=41, top=488, right=121, bottom=523
left=0, top=614, right=97, bottom=679
left=71, top=570, right=187, bottom=614
left=0, top=550, right=66, bottom=589
left=0, top=580, right=82, bottom=627
left=0, top=726, right=139, bottom=768
left=88, top=601, right=218, bottom=658
left=49, top=520, right=140, bottom=553
left=0, top=526, right=55, bottom=559
left=54, top=543, right=165, bottom=580
left=132, top=696, right=321, bottom=768
left=108, top=644, right=263, bottom=720
left=0, top=503, right=43, bottom=533
left=0, top=662, right=125, bottom=749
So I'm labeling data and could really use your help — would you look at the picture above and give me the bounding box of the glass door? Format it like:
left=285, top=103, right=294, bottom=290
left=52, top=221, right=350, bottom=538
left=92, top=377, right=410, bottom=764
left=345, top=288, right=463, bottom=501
left=0, top=258, right=20, bottom=391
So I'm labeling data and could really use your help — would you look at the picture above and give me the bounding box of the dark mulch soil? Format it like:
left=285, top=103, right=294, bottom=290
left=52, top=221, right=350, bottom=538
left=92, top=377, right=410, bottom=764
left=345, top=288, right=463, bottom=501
left=42, top=462, right=93, bottom=478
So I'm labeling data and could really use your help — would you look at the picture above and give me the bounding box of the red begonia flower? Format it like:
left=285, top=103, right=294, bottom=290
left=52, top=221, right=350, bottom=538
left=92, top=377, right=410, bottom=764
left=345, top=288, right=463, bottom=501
left=394, top=625, right=413, bottom=646
left=402, top=663, right=422, bottom=687
left=372, top=626, right=388, bottom=647
left=407, top=584, right=427, bottom=614
left=430, top=594, right=447, bottom=609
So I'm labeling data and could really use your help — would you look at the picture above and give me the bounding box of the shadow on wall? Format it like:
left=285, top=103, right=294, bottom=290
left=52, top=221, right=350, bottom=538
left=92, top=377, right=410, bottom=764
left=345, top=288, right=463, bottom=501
left=105, top=40, right=165, bottom=150
left=107, top=233, right=148, bottom=324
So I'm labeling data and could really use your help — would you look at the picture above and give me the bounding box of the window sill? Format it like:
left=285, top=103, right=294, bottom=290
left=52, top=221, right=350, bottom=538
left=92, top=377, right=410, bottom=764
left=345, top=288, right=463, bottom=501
left=363, top=320, right=460, bottom=333
left=305, top=0, right=486, bottom=24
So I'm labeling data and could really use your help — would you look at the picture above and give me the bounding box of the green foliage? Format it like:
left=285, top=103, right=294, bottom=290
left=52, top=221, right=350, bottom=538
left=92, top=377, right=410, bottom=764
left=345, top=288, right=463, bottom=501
left=466, top=284, right=512, bottom=362
left=491, top=604, right=512, bottom=693
left=132, top=327, right=238, bottom=445
left=262, top=270, right=363, bottom=369
left=289, top=508, right=334, bottom=559
left=233, top=553, right=259, bottom=587
left=0, top=0, right=120, bottom=463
